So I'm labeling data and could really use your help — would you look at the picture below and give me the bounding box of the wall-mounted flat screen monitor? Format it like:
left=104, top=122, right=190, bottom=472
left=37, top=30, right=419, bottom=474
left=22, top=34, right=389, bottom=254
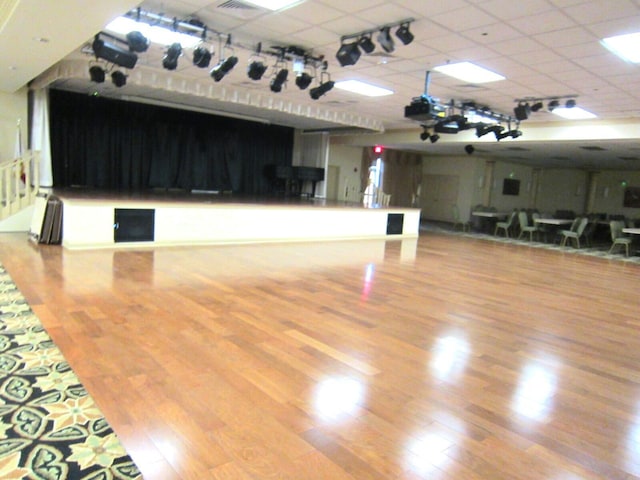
left=502, top=178, right=520, bottom=196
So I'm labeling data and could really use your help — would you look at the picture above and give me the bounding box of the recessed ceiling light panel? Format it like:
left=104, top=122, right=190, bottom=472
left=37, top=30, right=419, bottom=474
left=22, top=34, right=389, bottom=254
left=434, top=61, right=505, bottom=83
left=552, top=107, right=597, bottom=120
left=334, top=80, right=394, bottom=97
left=601, top=32, right=640, bottom=63
left=241, top=0, right=304, bottom=10
left=105, top=17, right=201, bottom=48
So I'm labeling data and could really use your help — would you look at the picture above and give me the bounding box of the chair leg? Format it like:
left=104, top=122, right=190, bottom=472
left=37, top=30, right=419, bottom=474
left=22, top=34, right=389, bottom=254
left=561, top=236, right=567, bottom=247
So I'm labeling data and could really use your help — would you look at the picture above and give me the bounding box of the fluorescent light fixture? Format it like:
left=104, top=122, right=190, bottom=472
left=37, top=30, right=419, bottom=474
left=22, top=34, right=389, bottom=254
left=466, top=112, right=496, bottom=124
left=552, top=106, right=596, bottom=120
left=334, top=80, right=394, bottom=97
left=434, top=61, right=505, bottom=83
left=601, top=32, right=640, bottom=63
left=105, top=17, right=201, bottom=49
left=241, top=0, right=303, bottom=10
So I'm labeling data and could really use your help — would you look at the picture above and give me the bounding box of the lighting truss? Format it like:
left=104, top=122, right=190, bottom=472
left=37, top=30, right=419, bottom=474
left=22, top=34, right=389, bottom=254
left=95, top=7, right=335, bottom=99
left=513, top=95, right=579, bottom=117
left=337, top=18, right=415, bottom=66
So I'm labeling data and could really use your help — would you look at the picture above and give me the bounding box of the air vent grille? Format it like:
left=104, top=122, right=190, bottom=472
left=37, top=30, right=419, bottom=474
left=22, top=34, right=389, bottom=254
left=218, top=0, right=260, bottom=10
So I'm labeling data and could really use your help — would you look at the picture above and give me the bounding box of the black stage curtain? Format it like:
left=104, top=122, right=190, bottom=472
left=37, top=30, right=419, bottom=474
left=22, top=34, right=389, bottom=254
left=49, top=89, right=293, bottom=194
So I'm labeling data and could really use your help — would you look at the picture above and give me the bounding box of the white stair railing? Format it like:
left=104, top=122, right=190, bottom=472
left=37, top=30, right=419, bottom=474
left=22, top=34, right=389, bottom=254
left=0, top=150, right=40, bottom=220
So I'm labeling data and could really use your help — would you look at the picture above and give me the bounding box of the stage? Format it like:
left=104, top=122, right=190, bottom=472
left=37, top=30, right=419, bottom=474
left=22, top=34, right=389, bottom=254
left=34, top=190, right=421, bottom=250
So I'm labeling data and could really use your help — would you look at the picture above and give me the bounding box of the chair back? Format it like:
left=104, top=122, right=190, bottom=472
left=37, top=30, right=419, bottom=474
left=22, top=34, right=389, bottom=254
left=568, top=217, right=580, bottom=231
left=517, top=210, right=529, bottom=228
left=506, top=210, right=517, bottom=227
left=575, top=217, right=589, bottom=235
left=452, top=204, right=460, bottom=221
left=610, top=220, right=625, bottom=241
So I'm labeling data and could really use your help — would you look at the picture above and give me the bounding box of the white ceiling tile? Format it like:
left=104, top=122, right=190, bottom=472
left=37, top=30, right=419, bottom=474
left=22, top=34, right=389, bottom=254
left=460, top=23, right=522, bottom=44
left=430, top=5, right=499, bottom=30
left=585, top=14, right=640, bottom=37
left=408, top=21, right=452, bottom=40
left=533, top=27, right=598, bottom=48
left=316, top=15, right=374, bottom=36
left=446, top=45, right=501, bottom=62
left=476, top=0, right=554, bottom=21
left=562, top=0, right=639, bottom=25
left=351, top=3, right=418, bottom=27
left=423, top=33, right=478, bottom=53
left=281, top=3, right=345, bottom=24
left=488, top=37, right=546, bottom=56
left=317, top=0, right=386, bottom=14
left=509, top=10, right=577, bottom=35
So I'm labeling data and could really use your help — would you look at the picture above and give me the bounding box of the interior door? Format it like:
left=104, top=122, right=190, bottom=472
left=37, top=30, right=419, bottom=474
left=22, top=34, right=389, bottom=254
left=420, top=174, right=460, bottom=222
left=326, top=165, right=339, bottom=201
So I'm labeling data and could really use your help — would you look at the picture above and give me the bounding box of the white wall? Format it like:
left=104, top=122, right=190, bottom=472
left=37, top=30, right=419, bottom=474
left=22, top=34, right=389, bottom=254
left=327, top=143, right=362, bottom=203
left=535, top=168, right=588, bottom=215
left=0, top=88, right=28, bottom=162
left=592, top=170, right=640, bottom=220
left=421, top=154, right=484, bottom=220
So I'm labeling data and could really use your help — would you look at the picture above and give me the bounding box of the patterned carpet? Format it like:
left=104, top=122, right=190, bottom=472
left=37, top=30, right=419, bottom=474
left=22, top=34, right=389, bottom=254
left=422, top=223, right=640, bottom=264
left=0, top=265, right=142, bottom=480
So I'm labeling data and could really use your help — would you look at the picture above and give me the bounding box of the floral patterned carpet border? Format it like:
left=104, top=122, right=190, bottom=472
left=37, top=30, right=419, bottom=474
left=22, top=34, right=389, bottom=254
left=0, top=265, right=142, bottom=480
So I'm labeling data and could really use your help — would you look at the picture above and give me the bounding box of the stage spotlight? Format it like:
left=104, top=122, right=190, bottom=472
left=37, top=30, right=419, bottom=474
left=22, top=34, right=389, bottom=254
left=163, top=43, right=182, bottom=70
left=336, top=41, right=361, bottom=66
left=514, top=102, right=530, bottom=121
left=496, top=129, right=523, bottom=141
left=465, top=144, right=475, bottom=155
left=270, top=68, right=288, bottom=93
left=295, top=72, right=313, bottom=90
left=420, top=128, right=429, bottom=141
left=358, top=34, right=375, bottom=54
left=193, top=46, right=212, bottom=68
left=210, top=55, right=238, bottom=82
left=430, top=134, right=440, bottom=143
left=531, top=101, right=543, bottom=112
left=395, top=23, right=414, bottom=45
left=89, top=66, right=105, bottom=83
left=247, top=60, right=267, bottom=80
left=565, top=98, right=576, bottom=108
left=126, top=31, right=149, bottom=53
left=111, top=70, right=127, bottom=87
left=548, top=99, right=559, bottom=112
left=310, top=80, right=335, bottom=100
left=377, top=27, right=395, bottom=53
left=476, top=124, right=504, bottom=138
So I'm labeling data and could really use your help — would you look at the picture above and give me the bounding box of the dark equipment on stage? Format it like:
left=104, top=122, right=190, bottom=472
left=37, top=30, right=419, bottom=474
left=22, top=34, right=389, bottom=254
left=272, top=165, right=325, bottom=197
left=92, top=35, right=138, bottom=69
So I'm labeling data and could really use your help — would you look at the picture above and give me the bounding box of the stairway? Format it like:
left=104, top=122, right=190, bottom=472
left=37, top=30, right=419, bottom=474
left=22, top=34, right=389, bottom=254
left=0, top=151, right=40, bottom=227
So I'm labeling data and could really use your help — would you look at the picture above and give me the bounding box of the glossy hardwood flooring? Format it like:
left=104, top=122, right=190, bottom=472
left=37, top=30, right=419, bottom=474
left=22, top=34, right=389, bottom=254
left=1, top=231, right=640, bottom=479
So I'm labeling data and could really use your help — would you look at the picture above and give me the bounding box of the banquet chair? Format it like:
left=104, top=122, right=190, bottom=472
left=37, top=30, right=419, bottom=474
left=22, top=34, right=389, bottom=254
left=517, top=210, right=539, bottom=241
left=608, top=220, right=632, bottom=257
left=494, top=210, right=517, bottom=237
left=379, top=192, right=391, bottom=207
left=452, top=205, right=470, bottom=232
left=560, top=217, right=589, bottom=248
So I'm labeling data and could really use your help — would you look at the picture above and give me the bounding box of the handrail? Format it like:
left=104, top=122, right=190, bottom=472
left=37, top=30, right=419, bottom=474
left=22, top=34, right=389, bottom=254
left=0, top=150, right=40, bottom=220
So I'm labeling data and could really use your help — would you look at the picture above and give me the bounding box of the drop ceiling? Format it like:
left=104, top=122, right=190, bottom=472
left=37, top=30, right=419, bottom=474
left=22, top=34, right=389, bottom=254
left=3, top=0, right=640, bottom=170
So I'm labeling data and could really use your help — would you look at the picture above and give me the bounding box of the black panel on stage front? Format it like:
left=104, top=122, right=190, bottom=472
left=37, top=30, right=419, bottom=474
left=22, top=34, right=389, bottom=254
left=114, top=209, right=155, bottom=243
left=386, top=213, right=404, bottom=235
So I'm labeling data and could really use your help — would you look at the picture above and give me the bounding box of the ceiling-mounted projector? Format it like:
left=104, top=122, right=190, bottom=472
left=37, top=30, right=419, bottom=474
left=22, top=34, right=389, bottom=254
left=404, top=95, right=446, bottom=122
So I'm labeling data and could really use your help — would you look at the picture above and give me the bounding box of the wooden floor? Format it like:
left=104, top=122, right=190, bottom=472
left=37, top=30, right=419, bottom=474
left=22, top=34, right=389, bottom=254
left=1, top=231, right=639, bottom=479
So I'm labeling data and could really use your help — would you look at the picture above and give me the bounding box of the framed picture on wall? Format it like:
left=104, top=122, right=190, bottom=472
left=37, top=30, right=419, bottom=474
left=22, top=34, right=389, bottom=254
left=623, top=186, right=640, bottom=208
